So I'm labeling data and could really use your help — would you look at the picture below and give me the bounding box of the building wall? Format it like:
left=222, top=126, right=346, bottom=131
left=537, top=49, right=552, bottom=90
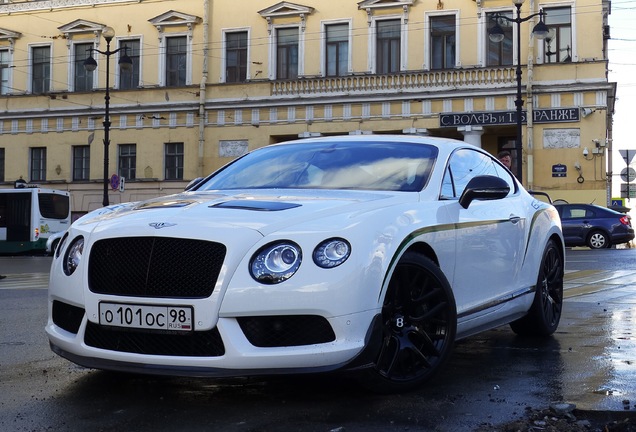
left=0, top=0, right=614, bottom=215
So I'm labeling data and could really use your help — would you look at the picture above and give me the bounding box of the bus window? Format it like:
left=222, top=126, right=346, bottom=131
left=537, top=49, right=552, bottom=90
left=39, top=193, right=70, bottom=219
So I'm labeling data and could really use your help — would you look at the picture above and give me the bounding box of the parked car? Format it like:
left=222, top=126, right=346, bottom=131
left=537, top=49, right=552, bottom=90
left=46, top=135, right=564, bottom=393
left=555, top=203, right=635, bottom=249
left=45, top=230, right=65, bottom=256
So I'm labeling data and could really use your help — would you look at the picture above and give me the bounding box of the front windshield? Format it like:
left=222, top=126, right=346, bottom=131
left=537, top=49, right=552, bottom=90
left=197, top=141, right=438, bottom=192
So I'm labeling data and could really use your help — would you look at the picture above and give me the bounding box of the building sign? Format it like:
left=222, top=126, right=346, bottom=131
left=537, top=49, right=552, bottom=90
left=439, top=108, right=580, bottom=128
left=552, top=164, right=567, bottom=177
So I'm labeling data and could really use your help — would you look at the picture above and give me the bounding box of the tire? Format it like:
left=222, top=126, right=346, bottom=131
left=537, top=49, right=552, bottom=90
left=587, top=230, right=609, bottom=249
left=363, top=252, right=457, bottom=393
left=510, top=239, right=564, bottom=337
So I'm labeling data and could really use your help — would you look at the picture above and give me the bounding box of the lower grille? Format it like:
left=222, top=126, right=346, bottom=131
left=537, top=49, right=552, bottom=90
left=238, top=315, right=336, bottom=347
left=52, top=300, right=85, bottom=334
left=84, top=321, right=225, bottom=357
left=88, top=237, right=226, bottom=298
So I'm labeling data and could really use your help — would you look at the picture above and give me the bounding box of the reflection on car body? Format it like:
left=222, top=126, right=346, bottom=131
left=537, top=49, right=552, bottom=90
left=46, top=135, right=564, bottom=393
left=555, top=203, right=635, bottom=249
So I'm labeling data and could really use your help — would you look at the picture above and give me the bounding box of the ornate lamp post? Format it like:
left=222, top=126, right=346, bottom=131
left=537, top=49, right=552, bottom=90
left=84, top=26, right=133, bottom=207
left=489, top=0, right=548, bottom=181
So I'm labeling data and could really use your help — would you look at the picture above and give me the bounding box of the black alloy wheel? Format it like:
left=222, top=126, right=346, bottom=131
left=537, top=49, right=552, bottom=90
left=510, top=239, right=564, bottom=336
left=364, top=252, right=457, bottom=393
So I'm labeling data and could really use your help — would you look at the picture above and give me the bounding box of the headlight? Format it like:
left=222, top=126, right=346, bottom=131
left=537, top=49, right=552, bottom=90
left=63, top=236, right=84, bottom=276
left=250, top=241, right=302, bottom=284
left=313, top=238, right=351, bottom=268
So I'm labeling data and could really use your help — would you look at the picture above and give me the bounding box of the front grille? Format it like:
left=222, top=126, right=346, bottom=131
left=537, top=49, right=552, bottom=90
left=52, top=300, right=85, bottom=334
left=238, top=315, right=336, bottom=347
left=89, top=237, right=226, bottom=298
left=84, top=321, right=225, bottom=357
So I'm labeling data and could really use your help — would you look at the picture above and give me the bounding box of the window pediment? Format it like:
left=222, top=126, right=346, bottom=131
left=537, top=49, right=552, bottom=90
left=357, top=0, right=414, bottom=10
left=358, top=0, right=414, bottom=25
left=259, top=2, right=315, bottom=32
left=0, top=27, right=21, bottom=52
left=0, top=27, right=21, bottom=40
left=149, top=10, right=202, bottom=33
left=58, top=19, right=105, bottom=37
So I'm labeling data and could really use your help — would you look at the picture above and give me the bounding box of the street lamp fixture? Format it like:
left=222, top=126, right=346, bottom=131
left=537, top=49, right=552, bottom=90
left=489, top=0, right=548, bottom=181
left=84, top=26, right=133, bottom=207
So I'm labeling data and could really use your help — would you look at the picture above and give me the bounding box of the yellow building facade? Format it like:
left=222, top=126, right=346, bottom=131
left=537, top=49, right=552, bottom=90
left=0, top=0, right=614, bottom=216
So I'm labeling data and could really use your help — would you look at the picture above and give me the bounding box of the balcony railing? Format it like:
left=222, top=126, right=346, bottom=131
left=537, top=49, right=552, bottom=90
left=271, top=67, right=517, bottom=97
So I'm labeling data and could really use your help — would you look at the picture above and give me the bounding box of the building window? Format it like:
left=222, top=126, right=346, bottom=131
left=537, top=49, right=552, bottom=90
left=430, top=15, right=455, bottom=70
left=31, top=46, right=51, bottom=94
left=118, top=144, right=136, bottom=180
left=376, top=19, right=401, bottom=74
left=30, top=147, right=47, bottom=182
left=544, top=7, right=572, bottom=63
left=0, top=49, right=9, bottom=95
left=164, top=142, right=183, bottom=180
left=74, top=43, right=93, bottom=92
left=72, top=146, right=90, bottom=181
left=166, top=36, right=187, bottom=87
left=0, top=148, right=4, bottom=182
left=119, top=39, right=140, bottom=90
left=486, top=12, right=513, bottom=66
left=226, top=31, right=248, bottom=83
left=326, top=23, right=348, bottom=77
left=276, top=27, right=299, bottom=79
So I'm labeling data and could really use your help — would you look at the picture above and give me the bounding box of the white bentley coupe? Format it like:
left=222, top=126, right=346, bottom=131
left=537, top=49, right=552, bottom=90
left=46, top=135, right=564, bottom=392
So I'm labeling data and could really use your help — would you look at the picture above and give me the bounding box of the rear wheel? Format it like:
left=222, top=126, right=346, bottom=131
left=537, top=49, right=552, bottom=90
left=510, top=239, right=564, bottom=336
left=363, top=252, right=456, bottom=393
left=587, top=230, right=609, bottom=249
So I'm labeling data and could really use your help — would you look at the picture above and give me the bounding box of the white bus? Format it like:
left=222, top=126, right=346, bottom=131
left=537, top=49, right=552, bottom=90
left=0, top=187, right=71, bottom=254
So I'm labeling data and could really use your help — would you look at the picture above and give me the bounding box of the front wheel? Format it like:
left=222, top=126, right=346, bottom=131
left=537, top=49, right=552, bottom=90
left=363, top=252, right=457, bottom=393
left=587, top=230, right=609, bottom=249
left=510, top=239, right=564, bottom=336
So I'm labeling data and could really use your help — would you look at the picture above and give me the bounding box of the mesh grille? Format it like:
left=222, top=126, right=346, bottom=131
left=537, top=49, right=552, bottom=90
left=238, top=315, right=336, bottom=347
left=84, top=321, right=225, bottom=357
left=88, top=237, right=226, bottom=298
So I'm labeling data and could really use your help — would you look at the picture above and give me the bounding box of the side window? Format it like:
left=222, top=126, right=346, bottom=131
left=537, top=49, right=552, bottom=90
left=570, top=207, right=587, bottom=218
left=441, top=149, right=515, bottom=198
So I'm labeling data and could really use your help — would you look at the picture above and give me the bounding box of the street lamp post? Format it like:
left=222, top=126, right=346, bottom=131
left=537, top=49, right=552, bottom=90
left=489, top=0, right=548, bottom=182
left=84, top=26, right=132, bottom=207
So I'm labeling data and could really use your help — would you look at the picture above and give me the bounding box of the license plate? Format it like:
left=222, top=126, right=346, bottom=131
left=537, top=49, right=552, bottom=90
left=99, top=302, right=193, bottom=331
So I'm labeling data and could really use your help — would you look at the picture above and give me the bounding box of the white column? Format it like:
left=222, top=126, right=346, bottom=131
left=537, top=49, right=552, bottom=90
left=457, top=126, right=484, bottom=148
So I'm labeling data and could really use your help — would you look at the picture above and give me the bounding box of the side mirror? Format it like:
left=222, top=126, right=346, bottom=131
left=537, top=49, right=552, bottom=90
left=185, top=177, right=204, bottom=191
left=459, top=175, right=510, bottom=209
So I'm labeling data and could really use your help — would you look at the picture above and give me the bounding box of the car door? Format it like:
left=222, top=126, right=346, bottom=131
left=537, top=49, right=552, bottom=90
left=559, top=205, right=590, bottom=244
left=440, top=148, right=527, bottom=315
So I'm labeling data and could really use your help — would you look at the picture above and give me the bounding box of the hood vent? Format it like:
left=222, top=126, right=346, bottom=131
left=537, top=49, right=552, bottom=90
left=212, top=200, right=300, bottom=211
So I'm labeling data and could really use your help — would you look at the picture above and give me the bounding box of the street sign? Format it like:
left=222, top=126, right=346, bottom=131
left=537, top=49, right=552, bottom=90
left=621, top=167, right=636, bottom=182
left=620, top=183, right=636, bottom=199
left=619, top=149, right=636, bottom=165
left=612, top=198, right=625, bottom=207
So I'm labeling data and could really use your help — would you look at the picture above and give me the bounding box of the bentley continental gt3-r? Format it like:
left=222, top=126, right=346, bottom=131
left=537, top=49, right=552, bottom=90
left=46, top=135, right=564, bottom=392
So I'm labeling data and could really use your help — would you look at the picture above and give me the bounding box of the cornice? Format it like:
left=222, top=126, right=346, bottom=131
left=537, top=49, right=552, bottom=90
left=0, top=0, right=142, bottom=14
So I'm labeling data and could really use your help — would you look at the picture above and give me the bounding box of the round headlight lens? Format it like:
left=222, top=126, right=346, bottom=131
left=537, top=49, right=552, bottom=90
left=313, top=238, right=351, bottom=268
left=250, top=241, right=302, bottom=284
left=63, top=236, right=84, bottom=276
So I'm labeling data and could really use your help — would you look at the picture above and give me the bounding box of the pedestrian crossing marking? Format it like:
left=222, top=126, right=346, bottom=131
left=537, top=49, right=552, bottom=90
left=0, top=273, right=49, bottom=290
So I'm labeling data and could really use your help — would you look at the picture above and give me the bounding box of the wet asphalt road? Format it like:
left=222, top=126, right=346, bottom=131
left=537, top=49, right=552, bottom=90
left=0, top=249, right=635, bottom=431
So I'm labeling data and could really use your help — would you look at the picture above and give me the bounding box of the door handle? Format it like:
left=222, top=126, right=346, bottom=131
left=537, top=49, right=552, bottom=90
left=509, top=215, right=522, bottom=224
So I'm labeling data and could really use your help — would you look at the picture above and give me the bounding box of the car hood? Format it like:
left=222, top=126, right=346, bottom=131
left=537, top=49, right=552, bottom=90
left=75, top=189, right=413, bottom=237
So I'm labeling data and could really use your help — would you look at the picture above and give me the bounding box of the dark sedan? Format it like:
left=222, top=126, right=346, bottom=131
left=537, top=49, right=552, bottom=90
left=555, top=203, right=635, bottom=249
